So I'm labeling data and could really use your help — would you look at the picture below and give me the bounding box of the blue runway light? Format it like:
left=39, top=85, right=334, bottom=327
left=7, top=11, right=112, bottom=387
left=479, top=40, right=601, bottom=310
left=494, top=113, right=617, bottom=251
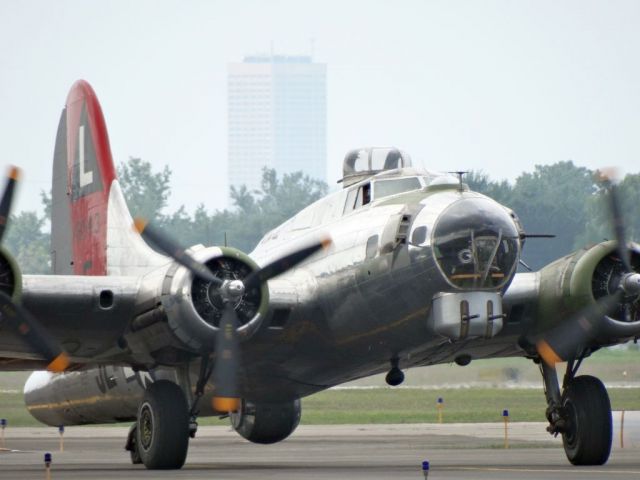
left=422, top=460, right=430, bottom=479
left=0, top=419, right=6, bottom=427
left=44, top=452, right=52, bottom=464
left=437, top=397, right=443, bottom=404
left=502, top=409, right=509, bottom=417
left=58, top=425, right=64, bottom=434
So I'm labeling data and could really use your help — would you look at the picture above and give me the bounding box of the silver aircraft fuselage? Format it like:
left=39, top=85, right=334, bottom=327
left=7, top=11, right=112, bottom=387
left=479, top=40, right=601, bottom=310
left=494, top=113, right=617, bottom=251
left=25, top=168, right=524, bottom=425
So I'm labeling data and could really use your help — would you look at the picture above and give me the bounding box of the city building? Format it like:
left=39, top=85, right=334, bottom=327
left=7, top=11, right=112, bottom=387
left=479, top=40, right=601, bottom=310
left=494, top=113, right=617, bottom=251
left=227, top=54, right=327, bottom=193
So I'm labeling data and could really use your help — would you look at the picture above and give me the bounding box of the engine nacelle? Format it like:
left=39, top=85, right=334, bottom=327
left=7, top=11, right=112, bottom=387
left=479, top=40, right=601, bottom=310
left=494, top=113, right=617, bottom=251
left=536, top=240, right=640, bottom=337
left=0, top=246, right=22, bottom=301
left=230, top=398, right=301, bottom=444
left=132, top=246, right=269, bottom=355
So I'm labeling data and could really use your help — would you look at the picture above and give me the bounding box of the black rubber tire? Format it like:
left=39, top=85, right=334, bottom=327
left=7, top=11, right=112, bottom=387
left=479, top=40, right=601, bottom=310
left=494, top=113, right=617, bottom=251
left=126, top=425, right=142, bottom=464
left=561, top=375, right=612, bottom=465
left=231, top=399, right=301, bottom=444
left=136, top=380, right=190, bottom=469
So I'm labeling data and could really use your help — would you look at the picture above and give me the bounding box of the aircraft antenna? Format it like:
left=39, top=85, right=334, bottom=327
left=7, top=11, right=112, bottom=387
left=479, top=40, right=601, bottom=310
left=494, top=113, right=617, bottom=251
left=448, top=171, right=467, bottom=192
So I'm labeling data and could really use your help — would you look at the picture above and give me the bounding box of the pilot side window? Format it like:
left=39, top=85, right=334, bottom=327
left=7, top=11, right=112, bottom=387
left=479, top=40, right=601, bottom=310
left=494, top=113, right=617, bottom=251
left=374, top=177, right=421, bottom=200
left=343, top=183, right=371, bottom=215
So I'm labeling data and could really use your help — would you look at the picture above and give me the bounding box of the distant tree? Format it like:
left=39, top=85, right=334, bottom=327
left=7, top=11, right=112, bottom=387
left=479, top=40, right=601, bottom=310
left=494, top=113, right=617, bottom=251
left=465, top=170, right=512, bottom=204
left=508, top=161, right=597, bottom=269
left=41, top=190, right=51, bottom=221
left=577, top=172, right=640, bottom=247
left=4, top=211, right=50, bottom=274
left=161, top=168, right=329, bottom=253
left=118, top=157, right=172, bottom=221
left=11, top=157, right=637, bottom=275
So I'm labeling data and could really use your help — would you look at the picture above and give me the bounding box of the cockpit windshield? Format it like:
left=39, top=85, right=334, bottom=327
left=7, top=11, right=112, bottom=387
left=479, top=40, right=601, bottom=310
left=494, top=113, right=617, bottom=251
left=373, top=177, right=422, bottom=200
left=432, top=198, right=520, bottom=289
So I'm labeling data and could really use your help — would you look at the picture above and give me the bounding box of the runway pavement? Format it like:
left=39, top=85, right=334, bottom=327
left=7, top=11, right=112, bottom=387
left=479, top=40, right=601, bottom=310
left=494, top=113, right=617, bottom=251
left=1, top=423, right=639, bottom=479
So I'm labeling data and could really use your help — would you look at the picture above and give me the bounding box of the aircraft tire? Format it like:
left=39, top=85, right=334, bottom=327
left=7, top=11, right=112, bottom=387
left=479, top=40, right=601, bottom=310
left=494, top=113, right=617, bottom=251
left=125, top=425, right=142, bottom=464
left=136, top=380, right=189, bottom=469
left=231, top=398, right=301, bottom=444
left=561, top=375, right=612, bottom=465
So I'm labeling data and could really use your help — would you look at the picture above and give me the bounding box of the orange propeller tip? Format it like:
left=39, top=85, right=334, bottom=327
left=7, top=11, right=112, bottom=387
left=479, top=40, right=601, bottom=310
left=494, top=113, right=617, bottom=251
left=133, top=217, right=148, bottom=234
left=596, top=167, right=620, bottom=184
left=8, top=166, right=20, bottom=181
left=47, top=353, right=70, bottom=373
left=536, top=340, right=562, bottom=367
left=321, top=237, right=333, bottom=250
left=212, top=396, right=240, bottom=413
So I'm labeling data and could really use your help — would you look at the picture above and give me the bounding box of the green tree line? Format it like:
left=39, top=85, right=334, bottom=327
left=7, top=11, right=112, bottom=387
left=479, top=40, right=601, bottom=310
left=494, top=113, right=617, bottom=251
left=466, top=162, right=640, bottom=269
left=4, top=158, right=639, bottom=273
left=5, top=158, right=327, bottom=273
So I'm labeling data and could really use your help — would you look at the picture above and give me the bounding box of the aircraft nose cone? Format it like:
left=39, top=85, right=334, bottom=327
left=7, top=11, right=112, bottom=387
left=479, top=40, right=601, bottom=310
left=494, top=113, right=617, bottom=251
left=432, top=197, right=520, bottom=289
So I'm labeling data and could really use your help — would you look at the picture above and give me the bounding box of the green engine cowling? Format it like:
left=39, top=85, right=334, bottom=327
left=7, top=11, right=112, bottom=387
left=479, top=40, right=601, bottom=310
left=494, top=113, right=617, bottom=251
left=0, top=246, right=22, bottom=302
left=536, top=240, right=640, bottom=338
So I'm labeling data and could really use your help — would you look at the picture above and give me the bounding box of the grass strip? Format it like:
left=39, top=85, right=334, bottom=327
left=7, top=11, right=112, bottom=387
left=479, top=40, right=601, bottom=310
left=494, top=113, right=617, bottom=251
left=3, top=387, right=640, bottom=427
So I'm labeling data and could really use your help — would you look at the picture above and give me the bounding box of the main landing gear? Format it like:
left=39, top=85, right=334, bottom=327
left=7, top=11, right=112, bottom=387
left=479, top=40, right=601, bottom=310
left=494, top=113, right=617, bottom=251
left=126, top=380, right=190, bottom=469
left=539, top=357, right=612, bottom=465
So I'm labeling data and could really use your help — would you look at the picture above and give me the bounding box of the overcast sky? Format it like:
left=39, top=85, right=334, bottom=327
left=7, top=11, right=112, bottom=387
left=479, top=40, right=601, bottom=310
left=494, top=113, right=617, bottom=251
left=1, top=0, right=639, bottom=215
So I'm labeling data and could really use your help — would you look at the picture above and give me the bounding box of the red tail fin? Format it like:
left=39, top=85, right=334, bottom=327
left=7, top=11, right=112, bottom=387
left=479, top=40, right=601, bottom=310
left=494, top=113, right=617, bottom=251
left=51, top=80, right=116, bottom=275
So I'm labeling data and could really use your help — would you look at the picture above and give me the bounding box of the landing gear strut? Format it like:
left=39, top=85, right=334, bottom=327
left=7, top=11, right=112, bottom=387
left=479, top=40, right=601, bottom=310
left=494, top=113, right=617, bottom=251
left=539, top=357, right=612, bottom=465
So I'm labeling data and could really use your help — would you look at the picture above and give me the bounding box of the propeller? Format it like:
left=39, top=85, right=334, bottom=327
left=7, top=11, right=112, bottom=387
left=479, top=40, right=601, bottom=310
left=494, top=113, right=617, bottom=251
left=134, top=217, right=331, bottom=412
left=536, top=171, right=640, bottom=365
left=0, top=167, right=69, bottom=372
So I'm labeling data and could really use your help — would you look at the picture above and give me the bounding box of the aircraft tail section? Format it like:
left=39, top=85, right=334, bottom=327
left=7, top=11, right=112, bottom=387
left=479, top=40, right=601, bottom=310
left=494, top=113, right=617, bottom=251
left=51, top=80, right=167, bottom=276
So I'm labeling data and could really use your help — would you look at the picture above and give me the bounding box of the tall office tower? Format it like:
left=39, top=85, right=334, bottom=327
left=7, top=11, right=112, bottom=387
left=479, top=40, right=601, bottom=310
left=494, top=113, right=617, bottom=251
left=227, top=55, right=327, bottom=194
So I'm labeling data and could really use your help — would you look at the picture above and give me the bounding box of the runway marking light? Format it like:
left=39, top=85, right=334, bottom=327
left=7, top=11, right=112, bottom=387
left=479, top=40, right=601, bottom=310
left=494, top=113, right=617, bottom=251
left=44, top=452, right=52, bottom=480
left=422, top=460, right=430, bottom=479
left=58, top=425, right=64, bottom=452
left=436, top=397, right=444, bottom=424
left=503, top=409, right=510, bottom=449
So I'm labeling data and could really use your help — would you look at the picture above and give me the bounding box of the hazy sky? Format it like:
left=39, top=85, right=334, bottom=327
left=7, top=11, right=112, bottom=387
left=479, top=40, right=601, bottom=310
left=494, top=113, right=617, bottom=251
left=1, top=0, right=639, bottom=215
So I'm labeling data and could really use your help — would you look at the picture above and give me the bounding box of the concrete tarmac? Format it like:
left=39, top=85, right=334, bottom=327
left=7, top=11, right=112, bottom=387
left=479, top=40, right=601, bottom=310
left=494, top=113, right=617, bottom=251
left=1, top=423, right=639, bottom=480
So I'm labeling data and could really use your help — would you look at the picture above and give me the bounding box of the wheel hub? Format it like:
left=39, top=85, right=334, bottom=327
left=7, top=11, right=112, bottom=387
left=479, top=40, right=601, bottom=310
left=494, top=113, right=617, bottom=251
left=139, top=403, right=154, bottom=450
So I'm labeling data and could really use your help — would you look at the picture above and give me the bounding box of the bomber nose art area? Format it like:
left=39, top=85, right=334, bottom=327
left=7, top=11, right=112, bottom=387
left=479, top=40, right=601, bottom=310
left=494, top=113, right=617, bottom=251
left=1, top=77, right=640, bottom=478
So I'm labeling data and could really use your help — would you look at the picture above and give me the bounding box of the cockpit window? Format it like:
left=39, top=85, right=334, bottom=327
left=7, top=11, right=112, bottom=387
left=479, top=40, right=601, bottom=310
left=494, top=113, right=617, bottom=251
left=343, top=183, right=371, bottom=214
left=432, top=198, right=520, bottom=289
left=374, top=177, right=421, bottom=200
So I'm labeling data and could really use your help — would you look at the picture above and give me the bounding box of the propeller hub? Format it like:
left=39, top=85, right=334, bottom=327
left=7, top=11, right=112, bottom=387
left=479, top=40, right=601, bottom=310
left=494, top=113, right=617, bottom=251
left=621, top=273, right=640, bottom=297
left=224, top=279, right=246, bottom=299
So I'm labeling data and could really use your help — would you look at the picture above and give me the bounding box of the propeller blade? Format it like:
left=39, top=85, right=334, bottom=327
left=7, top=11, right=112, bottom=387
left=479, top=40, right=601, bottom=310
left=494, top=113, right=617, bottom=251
left=211, top=302, right=240, bottom=413
left=598, top=171, right=632, bottom=273
left=0, top=166, right=20, bottom=244
left=134, top=218, right=223, bottom=286
left=536, top=292, right=622, bottom=366
left=608, top=182, right=633, bottom=273
left=0, top=291, right=69, bottom=372
left=243, top=237, right=331, bottom=290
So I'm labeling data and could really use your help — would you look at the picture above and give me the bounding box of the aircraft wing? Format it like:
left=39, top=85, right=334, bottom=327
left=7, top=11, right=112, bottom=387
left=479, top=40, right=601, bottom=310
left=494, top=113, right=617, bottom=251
left=0, top=274, right=140, bottom=370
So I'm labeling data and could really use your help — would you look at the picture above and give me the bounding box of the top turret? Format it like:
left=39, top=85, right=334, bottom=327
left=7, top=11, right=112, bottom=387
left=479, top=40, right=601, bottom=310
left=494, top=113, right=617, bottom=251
left=340, top=147, right=412, bottom=187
